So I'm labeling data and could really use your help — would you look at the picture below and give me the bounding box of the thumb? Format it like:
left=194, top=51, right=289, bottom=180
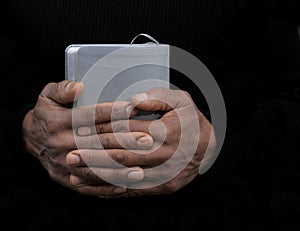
left=131, top=87, right=191, bottom=112
left=40, top=80, right=84, bottom=105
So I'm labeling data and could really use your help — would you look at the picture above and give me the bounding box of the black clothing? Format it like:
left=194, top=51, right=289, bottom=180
left=1, top=0, right=300, bottom=230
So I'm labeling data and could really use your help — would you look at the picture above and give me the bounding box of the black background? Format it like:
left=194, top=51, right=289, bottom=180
left=1, top=0, right=300, bottom=230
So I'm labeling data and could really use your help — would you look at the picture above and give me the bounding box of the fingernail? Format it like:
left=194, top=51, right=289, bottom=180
left=77, top=127, right=92, bottom=136
left=114, top=187, right=127, bottom=194
left=66, top=154, right=80, bottom=165
left=70, top=175, right=84, bottom=185
left=138, top=136, right=153, bottom=146
left=128, top=170, right=144, bottom=181
left=133, top=93, right=148, bottom=102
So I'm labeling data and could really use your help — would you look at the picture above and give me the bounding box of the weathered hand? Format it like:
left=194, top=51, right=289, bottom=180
left=68, top=88, right=216, bottom=197
left=22, top=80, right=153, bottom=196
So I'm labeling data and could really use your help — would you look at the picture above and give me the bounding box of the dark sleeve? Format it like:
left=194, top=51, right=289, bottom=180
left=0, top=35, right=41, bottom=154
left=0, top=3, right=59, bottom=154
left=0, top=36, right=30, bottom=153
left=0, top=1, right=55, bottom=191
left=213, top=1, right=300, bottom=230
left=254, top=1, right=300, bottom=229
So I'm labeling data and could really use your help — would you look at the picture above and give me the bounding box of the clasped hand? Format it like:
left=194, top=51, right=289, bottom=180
left=22, top=80, right=215, bottom=198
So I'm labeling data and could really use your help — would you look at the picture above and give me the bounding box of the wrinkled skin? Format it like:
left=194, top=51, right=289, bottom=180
left=22, top=80, right=216, bottom=198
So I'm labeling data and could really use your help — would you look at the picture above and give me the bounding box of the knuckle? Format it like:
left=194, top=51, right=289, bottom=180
left=46, top=119, right=57, bottom=130
left=60, top=80, right=70, bottom=88
left=46, top=82, right=56, bottom=88
left=176, top=90, right=192, bottom=105
left=191, top=155, right=203, bottom=169
left=113, top=121, right=129, bottom=133
left=90, top=136, right=101, bottom=149
left=111, top=102, right=124, bottom=115
left=56, top=82, right=70, bottom=101
left=165, top=128, right=179, bottom=143
left=95, top=105, right=107, bottom=121
left=181, top=90, right=192, bottom=99
left=148, top=151, right=169, bottom=166
left=111, top=152, right=127, bottom=166
left=163, top=180, right=180, bottom=194
left=44, top=82, right=56, bottom=94
left=46, top=136, right=59, bottom=150
left=56, top=93, right=65, bottom=103
left=38, top=147, right=51, bottom=159
left=127, top=190, right=142, bottom=197
left=166, top=124, right=175, bottom=135
left=46, top=150, right=65, bottom=169
left=53, top=82, right=61, bottom=97
left=75, top=106, right=95, bottom=125
left=98, top=189, right=109, bottom=197
left=45, top=117, right=60, bottom=133
left=100, top=135, right=113, bottom=149
left=75, top=186, right=91, bottom=196
left=96, top=123, right=106, bottom=134
left=51, top=156, right=64, bottom=169
left=47, top=135, right=69, bottom=152
left=83, top=168, right=97, bottom=181
left=86, top=108, right=96, bottom=124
